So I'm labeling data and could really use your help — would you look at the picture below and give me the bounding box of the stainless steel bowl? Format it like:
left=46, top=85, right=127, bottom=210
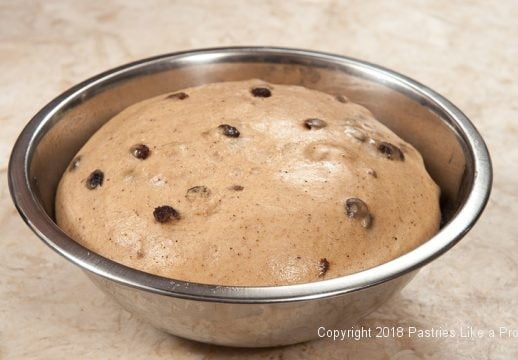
left=8, top=47, right=492, bottom=347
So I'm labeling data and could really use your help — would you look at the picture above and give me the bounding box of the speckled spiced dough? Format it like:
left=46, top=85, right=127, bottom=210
left=55, top=79, right=441, bottom=286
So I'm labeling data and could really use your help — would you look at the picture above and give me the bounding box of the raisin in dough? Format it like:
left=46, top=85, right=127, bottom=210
left=55, top=79, right=441, bottom=286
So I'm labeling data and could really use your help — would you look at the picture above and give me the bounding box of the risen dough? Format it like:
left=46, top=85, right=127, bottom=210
left=55, top=79, right=440, bottom=286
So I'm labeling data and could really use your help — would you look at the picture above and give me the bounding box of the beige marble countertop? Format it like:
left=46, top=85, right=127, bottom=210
left=1, top=0, right=517, bottom=359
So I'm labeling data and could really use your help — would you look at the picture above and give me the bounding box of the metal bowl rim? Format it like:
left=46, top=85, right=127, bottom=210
left=8, top=46, right=492, bottom=303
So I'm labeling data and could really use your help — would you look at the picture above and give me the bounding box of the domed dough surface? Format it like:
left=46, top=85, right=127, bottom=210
left=55, top=80, right=440, bottom=286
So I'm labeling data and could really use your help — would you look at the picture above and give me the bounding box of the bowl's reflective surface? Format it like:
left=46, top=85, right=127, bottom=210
left=8, top=47, right=491, bottom=346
